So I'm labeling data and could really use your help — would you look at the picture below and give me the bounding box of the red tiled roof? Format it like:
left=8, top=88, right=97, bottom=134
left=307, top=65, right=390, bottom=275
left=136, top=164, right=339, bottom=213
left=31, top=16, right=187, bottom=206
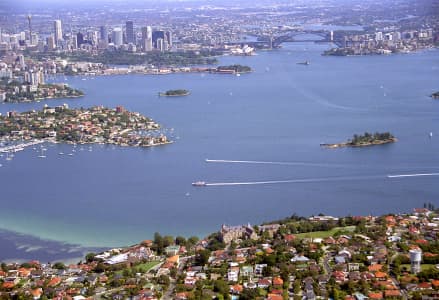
left=2, top=282, right=15, bottom=289
left=375, top=271, right=387, bottom=278
left=48, top=277, right=62, bottom=287
left=272, top=277, right=283, bottom=286
left=267, top=294, right=283, bottom=300
left=368, top=291, right=383, bottom=299
left=368, top=264, right=383, bottom=272
left=384, top=290, right=401, bottom=297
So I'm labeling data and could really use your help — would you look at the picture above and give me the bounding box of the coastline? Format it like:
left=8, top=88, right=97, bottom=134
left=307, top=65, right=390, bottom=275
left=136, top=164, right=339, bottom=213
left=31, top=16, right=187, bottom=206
left=0, top=228, right=107, bottom=264
left=4, top=94, right=84, bottom=104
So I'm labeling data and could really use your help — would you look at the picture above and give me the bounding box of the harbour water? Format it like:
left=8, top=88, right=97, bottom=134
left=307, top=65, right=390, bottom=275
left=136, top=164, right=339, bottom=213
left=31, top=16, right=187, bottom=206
left=1, top=39, right=438, bottom=261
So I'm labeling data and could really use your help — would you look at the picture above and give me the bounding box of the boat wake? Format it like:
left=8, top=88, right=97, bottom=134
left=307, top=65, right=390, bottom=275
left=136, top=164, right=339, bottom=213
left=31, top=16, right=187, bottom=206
left=205, top=159, right=348, bottom=168
left=197, top=172, right=439, bottom=187
left=204, top=175, right=380, bottom=186
left=387, top=173, right=439, bottom=178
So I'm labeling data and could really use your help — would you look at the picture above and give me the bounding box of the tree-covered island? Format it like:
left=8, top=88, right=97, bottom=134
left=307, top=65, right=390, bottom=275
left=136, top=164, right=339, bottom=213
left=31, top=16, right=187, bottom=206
left=0, top=78, right=84, bottom=103
left=158, top=89, right=190, bottom=97
left=0, top=105, right=170, bottom=147
left=215, top=64, right=252, bottom=74
left=321, top=132, right=397, bottom=148
left=431, top=91, right=439, bottom=99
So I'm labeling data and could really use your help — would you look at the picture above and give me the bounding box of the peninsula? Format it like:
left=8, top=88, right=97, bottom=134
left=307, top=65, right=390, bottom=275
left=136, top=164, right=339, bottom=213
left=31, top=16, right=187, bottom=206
left=0, top=105, right=170, bottom=147
left=431, top=91, right=439, bottom=99
left=0, top=79, right=84, bottom=103
left=159, top=89, right=190, bottom=97
left=321, top=132, right=397, bottom=148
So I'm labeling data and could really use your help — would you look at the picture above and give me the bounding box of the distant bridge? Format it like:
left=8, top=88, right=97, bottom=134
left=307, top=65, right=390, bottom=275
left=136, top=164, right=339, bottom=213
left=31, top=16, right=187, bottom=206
left=226, top=30, right=332, bottom=49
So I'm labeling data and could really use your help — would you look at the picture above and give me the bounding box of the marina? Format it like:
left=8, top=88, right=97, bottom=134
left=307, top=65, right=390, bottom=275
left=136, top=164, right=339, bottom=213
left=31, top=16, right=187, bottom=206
left=0, top=140, right=45, bottom=153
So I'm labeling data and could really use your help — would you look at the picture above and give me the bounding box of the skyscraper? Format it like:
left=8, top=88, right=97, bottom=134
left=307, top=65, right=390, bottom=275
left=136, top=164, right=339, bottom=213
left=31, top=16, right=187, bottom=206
left=112, top=27, right=123, bottom=47
left=99, top=26, right=108, bottom=48
left=100, top=26, right=108, bottom=42
left=126, top=21, right=135, bottom=44
left=27, top=15, right=32, bottom=45
left=54, top=20, right=63, bottom=43
left=152, top=30, right=172, bottom=51
left=77, top=32, right=84, bottom=47
left=141, top=26, right=153, bottom=51
left=47, top=36, right=55, bottom=50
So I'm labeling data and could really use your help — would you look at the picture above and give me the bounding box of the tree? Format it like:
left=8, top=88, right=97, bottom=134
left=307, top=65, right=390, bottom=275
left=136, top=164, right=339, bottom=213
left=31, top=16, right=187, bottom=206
left=213, top=279, right=229, bottom=296
left=188, top=236, right=199, bottom=246
left=196, top=249, right=211, bottom=266
left=52, top=262, right=66, bottom=270
left=158, top=274, right=171, bottom=287
left=176, top=236, right=187, bottom=246
left=85, top=252, right=96, bottom=263
left=154, top=232, right=164, bottom=254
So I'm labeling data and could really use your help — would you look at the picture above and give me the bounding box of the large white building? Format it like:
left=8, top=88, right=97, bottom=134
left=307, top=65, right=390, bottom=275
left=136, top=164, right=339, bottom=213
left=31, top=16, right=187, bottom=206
left=409, top=249, right=422, bottom=274
left=112, top=27, right=123, bottom=47
left=142, top=26, right=153, bottom=51
left=54, top=20, right=63, bottom=43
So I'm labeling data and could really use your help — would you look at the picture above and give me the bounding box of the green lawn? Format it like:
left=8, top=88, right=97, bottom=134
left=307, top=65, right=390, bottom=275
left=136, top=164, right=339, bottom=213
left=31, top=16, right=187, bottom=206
left=295, top=226, right=356, bottom=239
left=116, top=261, right=161, bottom=274
left=401, top=264, right=436, bottom=272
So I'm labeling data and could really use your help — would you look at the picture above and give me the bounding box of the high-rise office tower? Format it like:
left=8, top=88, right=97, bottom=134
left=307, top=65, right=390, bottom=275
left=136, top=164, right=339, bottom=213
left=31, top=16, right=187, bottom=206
left=152, top=30, right=171, bottom=50
left=126, top=21, right=135, bottom=44
left=27, top=15, right=32, bottom=45
left=77, top=32, right=84, bottom=46
left=166, top=31, right=172, bottom=48
left=141, top=26, right=153, bottom=51
left=99, top=26, right=108, bottom=48
left=47, top=36, right=55, bottom=50
left=54, top=20, right=63, bottom=43
left=100, top=26, right=108, bottom=42
left=112, top=27, right=123, bottom=46
left=72, top=35, right=78, bottom=49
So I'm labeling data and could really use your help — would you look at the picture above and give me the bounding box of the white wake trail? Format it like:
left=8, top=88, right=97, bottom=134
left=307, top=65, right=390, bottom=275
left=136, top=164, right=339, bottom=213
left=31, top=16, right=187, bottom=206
left=387, top=173, right=439, bottom=178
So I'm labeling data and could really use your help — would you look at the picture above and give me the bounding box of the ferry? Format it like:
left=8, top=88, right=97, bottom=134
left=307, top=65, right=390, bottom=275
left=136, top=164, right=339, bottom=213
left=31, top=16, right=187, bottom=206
left=192, top=181, right=207, bottom=187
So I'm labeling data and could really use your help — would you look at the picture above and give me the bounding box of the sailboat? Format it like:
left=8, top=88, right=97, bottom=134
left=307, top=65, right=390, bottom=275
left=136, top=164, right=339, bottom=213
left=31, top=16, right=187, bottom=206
left=38, top=148, right=46, bottom=158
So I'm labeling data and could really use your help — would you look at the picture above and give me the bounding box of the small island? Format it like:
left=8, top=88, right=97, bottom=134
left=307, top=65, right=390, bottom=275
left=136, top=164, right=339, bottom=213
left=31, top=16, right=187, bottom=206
left=158, top=89, right=190, bottom=97
left=0, top=105, right=171, bottom=147
left=431, top=91, right=439, bottom=99
left=321, top=132, right=397, bottom=148
left=214, top=64, right=252, bottom=74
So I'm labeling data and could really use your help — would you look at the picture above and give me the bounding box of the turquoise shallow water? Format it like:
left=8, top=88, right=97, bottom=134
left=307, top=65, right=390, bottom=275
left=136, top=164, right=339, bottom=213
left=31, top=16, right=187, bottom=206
left=0, top=41, right=438, bottom=256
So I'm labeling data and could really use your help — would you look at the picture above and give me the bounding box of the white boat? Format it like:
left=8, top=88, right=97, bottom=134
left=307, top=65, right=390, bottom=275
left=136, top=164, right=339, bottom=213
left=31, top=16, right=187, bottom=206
left=38, top=148, right=46, bottom=158
left=192, top=181, right=206, bottom=187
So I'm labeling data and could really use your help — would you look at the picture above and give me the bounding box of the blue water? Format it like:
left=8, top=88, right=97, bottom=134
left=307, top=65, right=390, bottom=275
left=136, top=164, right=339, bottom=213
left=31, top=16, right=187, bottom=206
left=0, top=41, right=438, bottom=258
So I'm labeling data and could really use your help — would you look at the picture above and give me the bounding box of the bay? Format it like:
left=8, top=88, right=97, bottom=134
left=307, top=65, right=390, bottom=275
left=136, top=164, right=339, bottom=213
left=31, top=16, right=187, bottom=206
left=0, top=39, right=438, bottom=260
